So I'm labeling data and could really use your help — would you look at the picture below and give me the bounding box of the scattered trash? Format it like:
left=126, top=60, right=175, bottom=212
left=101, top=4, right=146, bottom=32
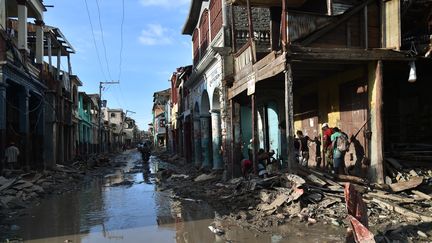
left=208, top=225, right=225, bottom=235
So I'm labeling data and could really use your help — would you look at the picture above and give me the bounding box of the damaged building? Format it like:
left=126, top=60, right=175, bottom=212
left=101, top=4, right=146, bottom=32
left=175, top=0, right=432, bottom=183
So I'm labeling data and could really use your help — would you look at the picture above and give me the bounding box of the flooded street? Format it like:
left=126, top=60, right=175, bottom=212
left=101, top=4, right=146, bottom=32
left=0, top=150, right=344, bottom=243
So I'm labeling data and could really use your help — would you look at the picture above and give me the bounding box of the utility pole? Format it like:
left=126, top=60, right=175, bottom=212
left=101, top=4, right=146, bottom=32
left=99, top=81, right=119, bottom=153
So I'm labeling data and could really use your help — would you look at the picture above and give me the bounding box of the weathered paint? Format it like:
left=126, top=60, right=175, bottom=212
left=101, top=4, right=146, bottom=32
left=211, top=110, right=223, bottom=169
left=293, top=68, right=364, bottom=129
left=193, top=117, right=202, bottom=167
left=384, top=0, right=401, bottom=49
left=267, top=103, right=280, bottom=158
left=200, top=115, right=212, bottom=168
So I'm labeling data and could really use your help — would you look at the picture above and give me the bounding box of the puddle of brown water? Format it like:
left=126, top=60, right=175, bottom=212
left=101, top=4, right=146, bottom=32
left=0, top=151, right=345, bottom=243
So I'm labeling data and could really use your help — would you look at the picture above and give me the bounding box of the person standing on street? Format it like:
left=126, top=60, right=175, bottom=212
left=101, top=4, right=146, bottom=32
left=331, top=127, right=349, bottom=174
left=5, top=142, right=20, bottom=170
left=296, top=130, right=311, bottom=167
left=322, top=123, right=334, bottom=171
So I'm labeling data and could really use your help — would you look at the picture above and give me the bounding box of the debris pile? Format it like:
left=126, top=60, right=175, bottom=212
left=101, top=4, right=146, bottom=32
left=0, top=154, right=116, bottom=213
left=157, top=161, right=432, bottom=241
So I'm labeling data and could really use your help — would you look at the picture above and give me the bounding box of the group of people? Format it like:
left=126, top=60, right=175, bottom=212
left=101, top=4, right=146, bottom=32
left=240, top=122, right=350, bottom=178
left=322, top=123, right=350, bottom=174
left=241, top=143, right=279, bottom=178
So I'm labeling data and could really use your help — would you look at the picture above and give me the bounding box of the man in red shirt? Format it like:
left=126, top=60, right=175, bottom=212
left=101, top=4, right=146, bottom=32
left=322, top=123, right=334, bottom=171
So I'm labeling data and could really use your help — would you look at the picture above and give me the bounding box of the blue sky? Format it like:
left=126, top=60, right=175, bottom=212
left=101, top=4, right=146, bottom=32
left=44, top=0, right=192, bottom=130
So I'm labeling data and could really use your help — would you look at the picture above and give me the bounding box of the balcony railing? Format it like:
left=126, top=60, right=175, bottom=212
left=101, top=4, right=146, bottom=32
left=234, top=40, right=255, bottom=74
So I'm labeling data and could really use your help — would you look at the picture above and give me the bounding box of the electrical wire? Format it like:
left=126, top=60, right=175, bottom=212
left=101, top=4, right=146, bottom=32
left=83, top=0, right=108, bottom=81
left=118, top=0, right=125, bottom=82
left=95, top=0, right=112, bottom=80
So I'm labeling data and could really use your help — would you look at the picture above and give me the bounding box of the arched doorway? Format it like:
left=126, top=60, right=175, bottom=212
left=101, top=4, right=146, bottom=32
left=200, top=90, right=212, bottom=168
left=211, top=88, right=222, bottom=170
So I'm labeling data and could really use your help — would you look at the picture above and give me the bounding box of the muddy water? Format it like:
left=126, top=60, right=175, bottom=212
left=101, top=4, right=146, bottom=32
left=1, top=151, right=345, bottom=243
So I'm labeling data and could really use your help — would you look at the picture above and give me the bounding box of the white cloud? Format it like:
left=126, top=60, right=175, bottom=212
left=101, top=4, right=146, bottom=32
left=138, top=24, right=173, bottom=46
left=140, top=0, right=190, bottom=8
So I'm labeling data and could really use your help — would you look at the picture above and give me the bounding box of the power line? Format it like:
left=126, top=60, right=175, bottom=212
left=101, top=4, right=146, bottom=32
left=118, top=0, right=125, bottom=82
left=83, top=0, right=107, bottom=81
left=95, top=0, right=112, bottom=80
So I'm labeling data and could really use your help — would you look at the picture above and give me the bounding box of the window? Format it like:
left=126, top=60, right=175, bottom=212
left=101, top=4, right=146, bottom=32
left=111, top=113, right=116, bottom=118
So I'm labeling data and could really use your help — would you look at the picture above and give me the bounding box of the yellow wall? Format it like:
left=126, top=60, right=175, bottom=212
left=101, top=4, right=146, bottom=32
left=294, top=67, right=365, bottom=131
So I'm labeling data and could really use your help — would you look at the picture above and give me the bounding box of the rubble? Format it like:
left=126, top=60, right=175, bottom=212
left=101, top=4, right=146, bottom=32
left=156, top=154, right=432, bottom=240
left=0, top=153, right=121, bottom=222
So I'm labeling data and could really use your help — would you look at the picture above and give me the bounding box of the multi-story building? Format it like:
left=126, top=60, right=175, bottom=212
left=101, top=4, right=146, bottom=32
left=174, top=0, right=432, bottom=182
left=152, top=89, right=170, bottom=148
left=107, top=108, right=125, bottom=151
left=182, top=0, right=233, bottom=170
left=224, top=0, right=432, bottom=182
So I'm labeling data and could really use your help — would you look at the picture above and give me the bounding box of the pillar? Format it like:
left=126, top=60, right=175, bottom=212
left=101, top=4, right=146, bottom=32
left=200, top=114, right=211, bottom=168
left=0, top=83, right=6, bottom=169
left=57, top=49, right=61, bottom=80
left=47, top=35, right=53, bottom=72
left=44, top=92, right=56, bottom=169
left=211, top=109, right=222, bottom=170
left=35, top=20, right=44, bottom=64
left=67, top=54, right=72, bottom=75
left=370, top=60, right=384, bottom=183
left=251, top=94, right=257, bottom=174
left=285, top=63, right=295, bottom=171
left=17, top=0, right=28, bottom=51
left=19, top=88, right=30, bottom=168
left=193, top=116, right=202, bottom=167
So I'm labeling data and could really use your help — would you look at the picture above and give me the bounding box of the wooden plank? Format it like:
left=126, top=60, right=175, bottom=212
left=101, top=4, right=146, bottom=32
left=366, top=191, right=415, bottom=203
left=256, top=54, right=286, bottom=81
left=234, top=63, right=253, bottom=83
left=372, top=198, right=432, bottom=222
left=389, top=176, right=423, bottom=193
left=374, top=60, right=384, bottom=184
left=289, top=46, right=412, bottom=61
left=307, top=174, right=327, bottom=186
left=254, top=51, right=276, bottom=71
left=411, top=190, right=432, bottom=200
left=335, top=174, right=367, bottom=185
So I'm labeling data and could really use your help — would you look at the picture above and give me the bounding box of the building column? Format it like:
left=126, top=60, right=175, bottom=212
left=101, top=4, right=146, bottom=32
left=211, top=109, right=223, bottom=170
left=57, top=49, right=61, bottom=80
left=370, top=60, right=384, bottom=183
left=284, top=63, right=295, bottom=171
left=251, top=94, right=258, bottom=173
left=193, top=116, right=202, bottom=167
left=0, top=83, right=7, bottom=169
left=200, top=114, right=211, bottom=168
left=17, top=0, right=28, bottom=51
left=35, top=20, right=44, bottom=64
left=44, top=92, right=56, bottom=169
left=47, top=35, right=53, bottom=72
left=19, top=88, right=30, bottom=168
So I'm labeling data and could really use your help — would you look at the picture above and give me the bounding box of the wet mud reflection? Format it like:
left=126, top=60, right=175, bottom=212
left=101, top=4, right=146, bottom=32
left=0, top=151, right=344, bottom=243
